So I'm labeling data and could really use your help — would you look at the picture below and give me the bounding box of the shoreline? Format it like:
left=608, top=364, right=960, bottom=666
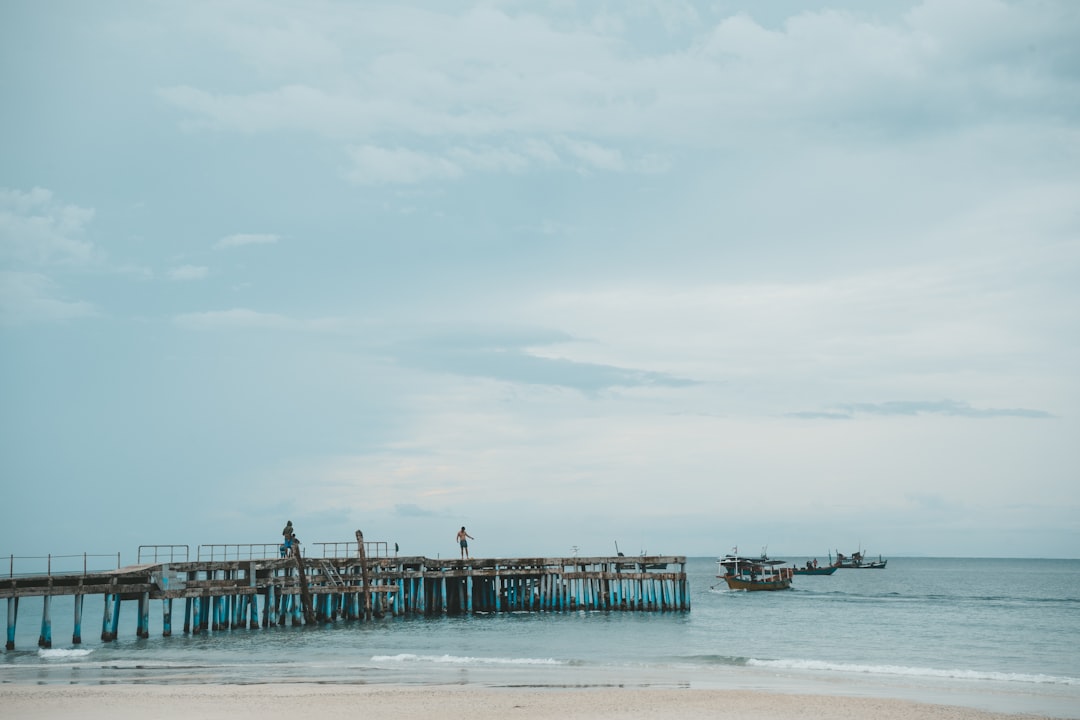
left=0, top=684, right=1059, bottom=720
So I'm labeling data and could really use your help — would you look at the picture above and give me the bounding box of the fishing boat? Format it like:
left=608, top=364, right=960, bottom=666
left=717, top=551, right=793, bottom=591
left=793, top=562, right=838, bottom=576
left=835, top=549, right=887, bottom=569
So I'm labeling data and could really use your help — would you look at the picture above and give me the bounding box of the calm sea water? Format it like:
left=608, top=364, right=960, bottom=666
left=3, top=557, right=1078, bottom=717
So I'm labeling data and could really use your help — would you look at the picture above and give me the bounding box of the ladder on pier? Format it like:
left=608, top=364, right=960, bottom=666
left=316, top=559, right=347, bottom=587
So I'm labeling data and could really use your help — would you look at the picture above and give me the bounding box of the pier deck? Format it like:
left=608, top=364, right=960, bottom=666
left=3, top=547, right=689, bottom=648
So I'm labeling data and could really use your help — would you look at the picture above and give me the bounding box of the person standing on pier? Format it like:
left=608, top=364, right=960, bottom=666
left=456, top=526, right=474, bottom=559
left=281, top=521, right=294, bottom=557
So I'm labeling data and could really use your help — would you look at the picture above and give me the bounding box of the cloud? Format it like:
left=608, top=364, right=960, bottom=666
left=0, top=187, right=96, bottom=265
left=172, top=307, right=346, bottom=332
left=215, top=233, right=280, bottom=249
left=394, top=503, right=440, bottom=518
left=785, top=411, right=853, bottom=421
left=391, top=329, right=698, bottom=392
left=173, top=308, right=293, bottom=330
left=344, top=145, right=463, bottom=185
left=0, top=271, right=97, bottom=325
left=788, top=399, right=1053, bottom=420
left=154, top=1, right=1079, bottom=173
left=168, top=264, right=209, bottom=280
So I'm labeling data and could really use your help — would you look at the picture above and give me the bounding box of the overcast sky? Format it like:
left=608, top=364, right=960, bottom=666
left=2, top=0, right=1077, bottom=563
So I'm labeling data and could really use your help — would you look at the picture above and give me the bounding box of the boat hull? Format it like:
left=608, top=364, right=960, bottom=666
left=722, top=575, right=792, bottom=591
left=793, top=566, right=838, bottom=576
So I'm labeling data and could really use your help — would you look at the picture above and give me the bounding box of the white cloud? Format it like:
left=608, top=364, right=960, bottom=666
left=155, top=1, right=1078, bottom=165
left=345, top=145, right=463, bottom=185
left=0, top=271, right=96, bottom=325
left=0, top=187, right=97, bottom=265
left=173, top=307, right=292, bottom=330
left=168, top=264, right=209, bottom=280
left=173, top=307, right=347, bottom=332
left=215, top=233, right=280, bottom=249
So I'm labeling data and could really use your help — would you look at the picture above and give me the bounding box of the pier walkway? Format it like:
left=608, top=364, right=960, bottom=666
left=3, top=540, right=689, bottom=648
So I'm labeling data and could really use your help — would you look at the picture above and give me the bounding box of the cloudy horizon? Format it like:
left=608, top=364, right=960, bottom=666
left=2, top=0, right=1077, bottom=561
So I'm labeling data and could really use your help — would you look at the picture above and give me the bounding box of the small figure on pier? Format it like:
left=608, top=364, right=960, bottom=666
left=281, top=521, right=295, bottom=557
left=456, top=526, right=474, bottom=559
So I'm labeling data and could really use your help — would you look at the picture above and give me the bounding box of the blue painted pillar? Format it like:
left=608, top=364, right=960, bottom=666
left=37, top=595, right=52, bottom=648
left=162, top=598, right=173, bottom=637
left=6, top=597, right=17, bottom=650
left=211, top=595, right=222, bottom=631
left=100, top=593, right=114, bottom=641
left=137, top=592, right=150, bottom=638
left=109, top=593, right=121, bottom=639
left=72, top=594, right=84, bottom=644
left=191, top=596, right=202, bottom=635
left=183, top=597, right=192, bottom=633
left=267, top=586, right=277, bottom=626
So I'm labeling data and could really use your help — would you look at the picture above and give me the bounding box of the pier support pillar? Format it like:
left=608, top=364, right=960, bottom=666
left=101, top=593, right=116, bottom=642
left=192, top=596, right=202, bottom=635
left=266, top=586, right=277, bottom=627
left=6, top=596, right=18, bottom=650
left=73, top=594, right=84, bottom=644
left=162, top=598, right=173, bottom=637
left=137, top=592, right=150, bottom=638
left=38, top=595, right=52, bottom=648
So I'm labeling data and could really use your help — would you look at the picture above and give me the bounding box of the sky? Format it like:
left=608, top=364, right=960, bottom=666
left=1, top=0, right=1078, bottom=563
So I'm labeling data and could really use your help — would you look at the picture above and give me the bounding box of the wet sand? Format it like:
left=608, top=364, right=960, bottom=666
left=0, top=684, right=1056, bottom=719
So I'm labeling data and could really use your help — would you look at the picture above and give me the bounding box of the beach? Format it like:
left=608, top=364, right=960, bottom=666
left=0, top=685, right=1056, bottom=720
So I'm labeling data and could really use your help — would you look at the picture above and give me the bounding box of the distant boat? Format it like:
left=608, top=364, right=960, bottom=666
left=717, top=551, right=793, bottom=591
left=793, top=563, right=838, bottom=576
left=835, top=549, right=887, bottom=569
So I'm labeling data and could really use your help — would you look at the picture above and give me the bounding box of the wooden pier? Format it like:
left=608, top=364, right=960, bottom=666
left=2, top=541, right=689, bottom=648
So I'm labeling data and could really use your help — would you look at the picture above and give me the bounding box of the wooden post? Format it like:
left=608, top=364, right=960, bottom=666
left=162, top=598, right=172, bottom=637
left=38, top=595, right=52, bottom=648
left=291, top=543, right=316, bottom=625
left=6, top=597, right=18, bottom=650
left=137, top=592, right=150, bottom=638
left=73, top=594, right=84, bottom=643
left=356, top=530, right=371, bottom=621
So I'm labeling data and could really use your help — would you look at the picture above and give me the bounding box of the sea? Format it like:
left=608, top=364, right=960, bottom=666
left=2, top=557, right=1078, bottom=718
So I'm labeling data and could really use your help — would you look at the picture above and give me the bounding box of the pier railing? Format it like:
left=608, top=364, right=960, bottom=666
left=4, top=553, right=121, bottom=578
left=194, top=542, right=393, bottom=561
left=313, top=541, right=392, bottom=559
left=138, top=545, right=190, bottom=564
left=197, top=544, right=283, bottom=562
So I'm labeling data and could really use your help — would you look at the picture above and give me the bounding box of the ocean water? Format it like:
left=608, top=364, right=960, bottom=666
left=3, top=557, right=1078, bottom=717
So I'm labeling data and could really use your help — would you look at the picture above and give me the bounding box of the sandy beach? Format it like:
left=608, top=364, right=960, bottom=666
left=0, top=684, right=1056, bottom=720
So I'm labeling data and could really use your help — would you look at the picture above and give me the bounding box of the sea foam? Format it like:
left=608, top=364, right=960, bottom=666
left=38, top=648, right=94, bottom=659
left=371, top=653, right=564, bottom=666
left=747, top=658, right=1080, bottom=685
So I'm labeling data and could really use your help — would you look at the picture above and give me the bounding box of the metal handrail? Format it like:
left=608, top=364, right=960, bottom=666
left=313, top=541, right=392, bottom=559
left=137, top=545, right=190, bottom=564
left=197, top=544, right=283, bottom=562
left=4, top=553, right=121, bottom=578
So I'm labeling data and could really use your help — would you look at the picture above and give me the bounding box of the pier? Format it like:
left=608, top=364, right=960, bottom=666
left=3, top=537, right=689, bottom=648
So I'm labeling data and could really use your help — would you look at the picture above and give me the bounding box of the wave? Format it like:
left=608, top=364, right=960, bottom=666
left=746, top=658, right=1080, bottom=686
left=370, top=653, right=566, bottom=667
left=38, top=648, right=94, bottom=659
